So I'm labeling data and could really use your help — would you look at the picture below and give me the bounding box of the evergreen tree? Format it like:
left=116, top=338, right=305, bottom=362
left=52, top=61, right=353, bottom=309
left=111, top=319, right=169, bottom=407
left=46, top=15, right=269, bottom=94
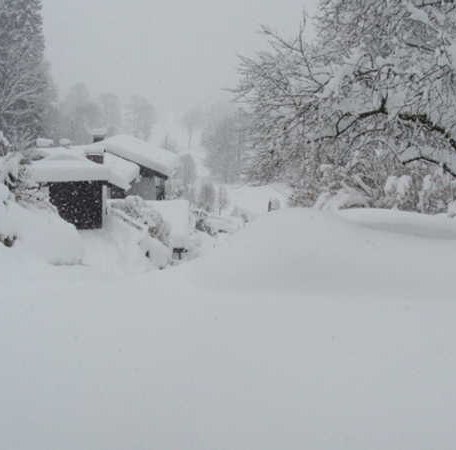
left=0, top=0, right=52, bottom=148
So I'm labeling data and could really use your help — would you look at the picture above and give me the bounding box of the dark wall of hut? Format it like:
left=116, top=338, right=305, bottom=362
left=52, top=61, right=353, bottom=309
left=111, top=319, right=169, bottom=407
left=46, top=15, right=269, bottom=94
left=127, top=166, right=168, bottom=200
left=108, top=184, right=126, bottom=199
left=49, top=181, right=104, bottom=229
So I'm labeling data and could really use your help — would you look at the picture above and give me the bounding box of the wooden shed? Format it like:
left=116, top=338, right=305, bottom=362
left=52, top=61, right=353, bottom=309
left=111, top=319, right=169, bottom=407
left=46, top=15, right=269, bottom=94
left=29, top=156, right=110, bottom=230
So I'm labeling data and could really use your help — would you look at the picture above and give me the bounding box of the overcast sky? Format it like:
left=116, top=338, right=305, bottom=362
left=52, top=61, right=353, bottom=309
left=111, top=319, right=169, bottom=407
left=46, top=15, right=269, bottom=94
left=43, top=0, right=317, bottom=115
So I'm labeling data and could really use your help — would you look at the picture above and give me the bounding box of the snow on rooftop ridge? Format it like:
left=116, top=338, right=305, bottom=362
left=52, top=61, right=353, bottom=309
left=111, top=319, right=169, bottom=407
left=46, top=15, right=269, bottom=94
left=104, top=135, right=178, bottom=178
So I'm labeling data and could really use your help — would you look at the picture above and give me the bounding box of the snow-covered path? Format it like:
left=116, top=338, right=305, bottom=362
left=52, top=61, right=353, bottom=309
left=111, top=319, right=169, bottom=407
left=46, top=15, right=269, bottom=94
left=2, top=208, right=456, bottom=450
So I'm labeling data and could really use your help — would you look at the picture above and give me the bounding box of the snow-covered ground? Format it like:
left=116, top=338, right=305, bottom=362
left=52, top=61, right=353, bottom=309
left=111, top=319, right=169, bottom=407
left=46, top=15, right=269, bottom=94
left=2, top=207, right=456, bottom=450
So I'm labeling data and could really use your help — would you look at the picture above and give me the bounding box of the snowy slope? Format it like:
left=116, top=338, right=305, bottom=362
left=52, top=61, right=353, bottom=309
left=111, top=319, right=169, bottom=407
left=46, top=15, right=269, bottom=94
left=1, top=208, right=456, bottom=450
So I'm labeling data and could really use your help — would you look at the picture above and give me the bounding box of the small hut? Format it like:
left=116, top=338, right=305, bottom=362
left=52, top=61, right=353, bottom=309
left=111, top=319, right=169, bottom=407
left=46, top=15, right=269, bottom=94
left=29, top=135, right=178, bottom=230
left=29, top=154, right=110, bottom=230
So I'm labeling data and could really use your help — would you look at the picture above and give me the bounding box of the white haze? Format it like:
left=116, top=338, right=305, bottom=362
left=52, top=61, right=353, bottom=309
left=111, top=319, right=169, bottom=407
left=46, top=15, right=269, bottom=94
left=43, top=0, right=317, bottom=114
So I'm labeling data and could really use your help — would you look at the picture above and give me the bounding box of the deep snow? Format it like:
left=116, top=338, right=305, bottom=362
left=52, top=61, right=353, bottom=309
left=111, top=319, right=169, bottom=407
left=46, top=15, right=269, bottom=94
left=1, top=207, right=456, bottom=450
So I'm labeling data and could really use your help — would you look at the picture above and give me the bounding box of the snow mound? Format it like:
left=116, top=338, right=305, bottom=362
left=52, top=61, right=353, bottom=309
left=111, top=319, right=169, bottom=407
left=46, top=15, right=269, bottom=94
left=338, top=208, right=456, bottom=240
left=80, top=213, right=171, bottom=273
left=0, top=201, right=83, bottom=265
left=3, top=207, right=456, bottom=450
left=186, top=208, right=456, bottom=299
left=227, top=183, right=290, bottom=217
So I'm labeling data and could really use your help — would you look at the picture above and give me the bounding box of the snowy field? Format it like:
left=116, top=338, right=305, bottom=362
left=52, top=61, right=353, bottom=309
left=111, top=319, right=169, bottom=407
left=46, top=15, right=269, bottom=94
left=2, top=207, right=456, bottom=449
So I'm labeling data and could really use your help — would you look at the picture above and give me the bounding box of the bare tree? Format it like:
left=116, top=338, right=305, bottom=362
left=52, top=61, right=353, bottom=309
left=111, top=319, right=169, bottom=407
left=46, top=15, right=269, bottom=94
left=234, top=1, right=456, bottom=208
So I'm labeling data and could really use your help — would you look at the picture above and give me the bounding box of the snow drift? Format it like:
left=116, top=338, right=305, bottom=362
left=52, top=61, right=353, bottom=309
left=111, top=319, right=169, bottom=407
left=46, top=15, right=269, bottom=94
left=2, top=207, right=456, bottom=450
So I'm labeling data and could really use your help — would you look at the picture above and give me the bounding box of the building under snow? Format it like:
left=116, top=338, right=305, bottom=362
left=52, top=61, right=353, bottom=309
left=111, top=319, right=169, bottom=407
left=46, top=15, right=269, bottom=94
left=29, top=135, right=178, bottom=230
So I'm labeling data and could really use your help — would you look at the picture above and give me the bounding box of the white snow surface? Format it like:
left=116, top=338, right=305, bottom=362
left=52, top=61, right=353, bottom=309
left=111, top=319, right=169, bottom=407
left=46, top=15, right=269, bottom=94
left=103, top=134, right=178, bottom=177
left=103, top=153, right=140, bottom=190
left=0, top=201, right=83, bottom=265
left=28, top=157, right=110, bottom=183
left=148, top=199, right=191, bottom=248
left=2, top=208, right=456, bottom=449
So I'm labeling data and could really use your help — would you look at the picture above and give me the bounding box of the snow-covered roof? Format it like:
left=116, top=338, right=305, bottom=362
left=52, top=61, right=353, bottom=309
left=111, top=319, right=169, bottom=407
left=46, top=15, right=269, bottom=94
left=103, top=135, right=178, bottom=178
left=104, top=153, right=140, bottom=191
left=29, top=151, right=140, bottom=191
left=30, top=134, right=177, bottom=187
left=29, top=156, right=110, bottom=184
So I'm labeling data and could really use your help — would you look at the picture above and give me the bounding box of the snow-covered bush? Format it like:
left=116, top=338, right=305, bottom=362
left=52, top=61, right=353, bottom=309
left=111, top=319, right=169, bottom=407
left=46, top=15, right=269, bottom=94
left=418, top=168, right=455, bottom=215
left=383, top=175, right=416, bottom=210
left=110, top=196, right=171, bottom=246
left=315, top=188, right=370, bottom=211
left=447, top=201, right=456, bottom=218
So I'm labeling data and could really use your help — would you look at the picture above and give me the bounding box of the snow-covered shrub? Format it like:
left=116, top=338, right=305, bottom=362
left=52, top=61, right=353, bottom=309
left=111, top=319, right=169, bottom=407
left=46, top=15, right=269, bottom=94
left=110, top=196, right=171, bottom=246
left=447, top=201, right=456, bottom=218
left=418, top=168, right=455, bottom=214
left=382, top=175, right=417, bottom=210
left=315, top=187, right=370, bottom=210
